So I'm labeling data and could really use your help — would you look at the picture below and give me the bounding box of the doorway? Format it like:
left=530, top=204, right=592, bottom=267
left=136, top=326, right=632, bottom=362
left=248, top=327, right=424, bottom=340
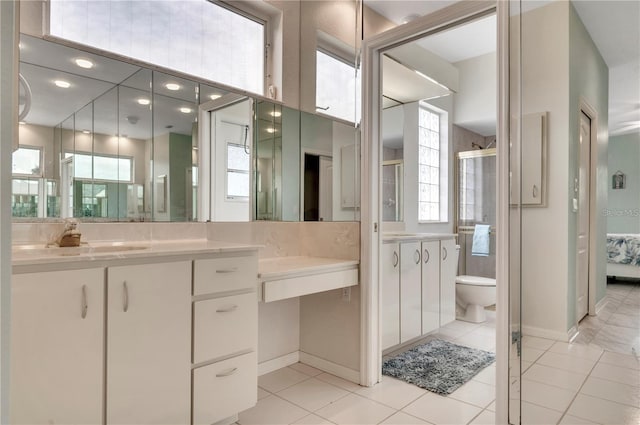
left=303, top=153, right=333, bottom=221
left=576, top=110, right=592, bottom=322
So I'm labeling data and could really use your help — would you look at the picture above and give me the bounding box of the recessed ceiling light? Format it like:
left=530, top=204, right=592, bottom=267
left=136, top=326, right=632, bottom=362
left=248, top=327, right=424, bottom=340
left=74, top=58, right=94, bottom=69
left=265, top=127, right=276, bottom=133
left=137, top=98, right=151, bottom=106
left=54, top=80, right=71, bottom=88
left=82, top=130, right=91, bottom=134
left=209, top=94, right=221, bottom=100
left=18, top=42, right=23, bottom=49
left=165, top=83, right=181, bottom=91
left=402, top=13, right=421, bottom=24
left=180, top=107, right=192, bottom=114
left=270, top=111, right=282, bottom=117
left=18, top=121, right=26, bottom=125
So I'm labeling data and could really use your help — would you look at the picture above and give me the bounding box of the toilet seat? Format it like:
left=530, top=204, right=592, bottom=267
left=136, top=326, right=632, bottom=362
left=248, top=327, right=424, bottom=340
left=455, top=275, right=496, bottom=287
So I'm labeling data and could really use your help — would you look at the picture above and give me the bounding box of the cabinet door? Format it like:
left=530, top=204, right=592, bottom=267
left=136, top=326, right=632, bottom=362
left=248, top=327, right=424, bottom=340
left=400, top=241, right=422, bottom=343
left=11, top=269, right=104, bottom=425
left=381, top=242, right=400, bottom=350
left=440, top=239, right=457, bottom=326
left=522, top=112, right=545, bottom=205
left=107, top=261, right=191, bottom=425
left=421, top=240, right=440, bottom=335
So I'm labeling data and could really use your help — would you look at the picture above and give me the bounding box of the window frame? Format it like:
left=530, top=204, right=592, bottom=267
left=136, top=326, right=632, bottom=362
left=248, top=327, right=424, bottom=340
left=225, top=141, right=250, bottom=201
left=64, top=150, right=134, bottom=184
left=315, top=47, right=360, bottom=125
left=12, top=145, right=44, bottom=178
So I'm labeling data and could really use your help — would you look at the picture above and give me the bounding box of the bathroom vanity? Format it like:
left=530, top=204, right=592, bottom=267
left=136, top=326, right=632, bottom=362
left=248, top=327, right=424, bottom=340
left=381, top=233, right=457, bottom=351
left=11, top=240, right=259, bottom=425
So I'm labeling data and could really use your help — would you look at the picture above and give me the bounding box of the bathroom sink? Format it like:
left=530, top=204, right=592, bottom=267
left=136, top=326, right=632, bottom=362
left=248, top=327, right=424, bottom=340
left=12, top=244, right=149, bottom=258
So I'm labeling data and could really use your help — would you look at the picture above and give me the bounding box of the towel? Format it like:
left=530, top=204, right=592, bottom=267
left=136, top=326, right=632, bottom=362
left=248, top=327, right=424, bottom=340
left=472, top=224, right=491, bottom=257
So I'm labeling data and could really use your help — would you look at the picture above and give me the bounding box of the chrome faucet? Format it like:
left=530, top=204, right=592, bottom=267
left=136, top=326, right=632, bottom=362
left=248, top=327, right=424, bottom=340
left=49, top=219, right=82, bottom=247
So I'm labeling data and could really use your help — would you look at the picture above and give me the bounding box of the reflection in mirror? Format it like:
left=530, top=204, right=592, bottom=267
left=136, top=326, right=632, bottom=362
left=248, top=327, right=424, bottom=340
left=382, top=160, right=403, bottom=222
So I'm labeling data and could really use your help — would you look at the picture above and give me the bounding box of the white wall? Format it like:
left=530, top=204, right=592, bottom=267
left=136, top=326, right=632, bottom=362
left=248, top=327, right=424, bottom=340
left=152, top=133, right=170, bottom=222
left=454, top=52, right=497, bottom=135
left=332, top=121, right=358, bottom=221
left=607, top=132, right=640, bottom=234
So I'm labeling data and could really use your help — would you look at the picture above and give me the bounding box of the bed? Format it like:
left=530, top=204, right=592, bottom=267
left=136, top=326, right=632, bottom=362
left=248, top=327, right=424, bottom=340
left=607, top=234, right=640, bottom=279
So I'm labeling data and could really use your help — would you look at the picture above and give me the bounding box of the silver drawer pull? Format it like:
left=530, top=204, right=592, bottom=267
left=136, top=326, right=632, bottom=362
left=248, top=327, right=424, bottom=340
left=393, top=251, right=399, bottom=268
left=216, top=367, right=238, bottom=378
left=414, top=249, right=421, bottom=265
left=442, top=247, right=448, bottom=261
left=216, top=305, right=238, bottom=313
left=424, top=249, right=430, bottom=264
left=216, top=268, right=238, bottom=274
left=81, top=284, right=88, bottom=319
left=123, top=281, right=129, bottom=313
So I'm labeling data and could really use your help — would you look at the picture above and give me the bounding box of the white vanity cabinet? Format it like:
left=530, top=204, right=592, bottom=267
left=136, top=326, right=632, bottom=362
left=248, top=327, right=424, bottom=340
left=10, top=268, right=105, bottom=425
left=439, top=239, right=457, bottom=326
left=421, top=240, right=440, bottom=334
left=400, top=241, right=422, bottom=343
left=381, top=242, right=400, bottom=350
left=107, top=261, right=192, bottom=425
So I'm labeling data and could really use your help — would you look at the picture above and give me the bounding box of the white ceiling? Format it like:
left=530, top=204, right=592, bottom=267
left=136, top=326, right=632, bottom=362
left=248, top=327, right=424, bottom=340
left=368, top=0, right=640, bottom=136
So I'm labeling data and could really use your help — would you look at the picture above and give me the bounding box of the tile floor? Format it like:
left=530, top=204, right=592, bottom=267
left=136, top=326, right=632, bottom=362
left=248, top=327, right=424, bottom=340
left=239, top=282, right=639, bottom=425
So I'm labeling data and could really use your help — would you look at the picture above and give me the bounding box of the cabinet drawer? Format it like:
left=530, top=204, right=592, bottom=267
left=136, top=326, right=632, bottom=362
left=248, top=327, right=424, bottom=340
left=194, top=254, right=258, bottom=295
left=193, top=293, right=257, bottom=364
left=193, top=352, right=257, bottom=425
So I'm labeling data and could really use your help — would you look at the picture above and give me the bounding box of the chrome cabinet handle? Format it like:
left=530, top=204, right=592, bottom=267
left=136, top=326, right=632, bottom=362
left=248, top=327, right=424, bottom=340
left=216, top=305, right=238, bottom=313
left=533, top=185, right=538, bottom=198
left=393, top=251, right=399, bottom=268
left=414, top=249, right=421, bottom=265
left=216, top=268, right=238, bottom=274
left=424, top=249, right=430, bottom=264
left=81, top=284, right=88, bottom=319
left=216, top=367, right=238, bottom=378
left=443, top=247, right=448, bottom=261
left=123, top=281, right=129, bottom=313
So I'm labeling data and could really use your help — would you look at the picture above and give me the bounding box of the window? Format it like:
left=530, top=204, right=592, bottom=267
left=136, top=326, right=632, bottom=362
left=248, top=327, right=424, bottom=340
left=418, top=105, right=441, bottom=222
left=316, top=50, right=360, bottom=123
left=49, top=0, right=265, bottom=94
left=226, top=143, right=250, bottom=199
left=12, top=179, right=40, bottom=217
left=65, top=152, right=132, bottom=183
left=12, top=146, right=42, bottom=176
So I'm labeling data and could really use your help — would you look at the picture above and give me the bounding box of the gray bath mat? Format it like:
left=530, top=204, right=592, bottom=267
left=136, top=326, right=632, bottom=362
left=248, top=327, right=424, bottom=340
left=382, top=339, right=495, bottom=395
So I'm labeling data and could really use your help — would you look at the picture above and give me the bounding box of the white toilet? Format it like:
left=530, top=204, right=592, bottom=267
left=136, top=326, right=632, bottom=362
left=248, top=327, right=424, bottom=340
left=455, top=246, right=496, bottom=323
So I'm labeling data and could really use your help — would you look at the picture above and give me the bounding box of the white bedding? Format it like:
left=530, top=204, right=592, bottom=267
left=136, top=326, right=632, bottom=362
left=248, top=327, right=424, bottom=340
left=607, top=234, right=640, bottom=278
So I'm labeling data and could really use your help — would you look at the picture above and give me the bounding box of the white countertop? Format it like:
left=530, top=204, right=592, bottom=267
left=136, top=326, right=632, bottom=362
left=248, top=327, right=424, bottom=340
left=382, top=232, right=456, bottom=242
left=258, top=256, right=359, bottom=281
left=12, top=239, right=259, bottom=272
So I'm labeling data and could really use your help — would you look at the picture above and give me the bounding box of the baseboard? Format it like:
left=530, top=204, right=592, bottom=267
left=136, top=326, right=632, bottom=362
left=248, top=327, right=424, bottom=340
left=567, top=325, right=579, bottom=342
left=213, top=414, right=238, bottom=425
left=595, top=297, right=607, bottom=315
left=522, top=325, right=569, bottom=342
left=299, top=351, right=360, bottom=384
left=258, top=351, right=300, bottom=376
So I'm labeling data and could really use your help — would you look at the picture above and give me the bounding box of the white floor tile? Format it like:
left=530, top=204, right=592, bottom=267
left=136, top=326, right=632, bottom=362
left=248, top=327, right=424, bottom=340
left=314, top=393, right=396, bottom=425
left=291, top=414, right=336, bottom=425
left=558, top=414, right=598, bottom=424
left=522, top=347, right=546, bottom=363
left=536, top=352, right=598, bottom=375
left=590, top=362, right=640, bottom=387
left=402, top=392, right=482, bottom=425
left=258, top=368, right=311, bottom=393
left=523, top=364, right=588, bottom=391
left=238, top=395, right=309, bottom=425
left=548, top=341, right=603, bottom=360
left=520, top=401, right=564, bottom=425
left=471, top=365, right=496, bottom=386
left=442, top=320, right=481, bottom=333
left=521, top=379, right=576, bottom=412
left=486, top=401, right=495, bottom=412
left=454, top=332, right=495, bottom=352
left=315, top=373, right=362, bottom=392
left=289, top=363, right=325, bottom=377
left=277, top=378, right=350, bottom=412
left=567, top=394, right=640, bottom=425
left=448, top=380, right=495, bottom=408
left=468, top=410, right=495, bottom=425
left=599, top=351, right=640, bottom=370
left=580, top=376, right=640, bottom=408
left=355, top=376, right=426, bottom=410
left=521, top=361, right=534, bottom=372
left=522, top=335, right=555, bottom=350
left=257, top=387, right=270, bottom=400
left=379, top=411, right=432, bottom=425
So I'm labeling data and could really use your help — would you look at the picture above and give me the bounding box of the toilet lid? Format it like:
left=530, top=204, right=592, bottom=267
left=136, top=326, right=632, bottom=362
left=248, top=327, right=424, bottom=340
left=455, top=275, right=496, bottom=287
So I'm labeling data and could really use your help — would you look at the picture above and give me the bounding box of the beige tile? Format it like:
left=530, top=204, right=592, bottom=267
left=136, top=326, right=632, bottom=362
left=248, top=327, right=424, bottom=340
left=590, top=362, right=640, bottom=387
left=536, top=352, right=598, bottom=375
left=472, top=365, right=496, bottom=386
left=379, top=411, right=432, bottom=425
left=448, top=380, right=495, bottom=408
left=277, top=378, right=350, bottom=412
left=522, top=335, right=555, bottom=350
left=289, top=362, right=324, bottom=377
left=521, top=347, right=546, bottom=363
left=355, top=376, right=426, bottom=410
left=521, top=361, right=534, bottom=372
left=599, top=351, right=640, bottom=370
left=523, top=364, right=588, bottom=391
left=291, top=414, right=336, bottom=425
left=238, top=395, right=309, bottom=425
left=520, top=401, right=563, bottom=425
left=314, top=393, right=396, bottom=425
left=607, top=313, right=640, bottom=329
left=315, top=373, right=362, bottom=392
left=257, top=387, right=270, bottom=400
left=558, top=414, right=599, bottom=424
left=521, top=379, right=576, bottom=412
left=486, top=401, right=495, bottom=412
left=469, top=410, right=495, bottom=425
left=548, top=341, right=604, bottom=360
left=580, top=376, right=640, bottom=408
left=402, top=392, right=482, bottom=425
left=567, top=394, right=640, bottom=425
left=258, top=368, right=310, bottom=393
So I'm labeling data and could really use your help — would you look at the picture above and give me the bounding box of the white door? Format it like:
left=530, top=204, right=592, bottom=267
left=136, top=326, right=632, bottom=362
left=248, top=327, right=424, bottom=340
left=576, top=112, right=591, bottom=322
left=11, top=269, right=104, bottom=425
left=381, top=242, right=400, bottom=350
left=440, top=239, right=457, bottom=326
left=319, top=156, right=333, bottom=221
left=107, top=261, right=191, bottom=424
left=422, top=240, right=440, bottom=334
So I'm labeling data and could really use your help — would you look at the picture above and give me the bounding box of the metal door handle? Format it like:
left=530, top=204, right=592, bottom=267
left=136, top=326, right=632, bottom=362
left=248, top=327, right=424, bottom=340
left=216, top=268, right=238, bottom=274
left=414, top=249, right=421, bottom=265
left=81, top=284, right=88, bottom=319
left=216, top=367, right=238, bottom=378
left=443, top=247, right=448, bottom=261
left=216, top=305, right=238, bottom=313
left=533, top=185, right=538, bottom=198
left=123, top=281, right=129, bottom=313
left=393, top=251, right=399, bottom=268
left=424, top=249, right=430, bottom=264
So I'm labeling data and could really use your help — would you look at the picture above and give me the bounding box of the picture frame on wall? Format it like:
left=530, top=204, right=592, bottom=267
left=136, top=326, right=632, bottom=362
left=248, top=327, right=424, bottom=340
left=612, top=171, right=626, bottom=190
